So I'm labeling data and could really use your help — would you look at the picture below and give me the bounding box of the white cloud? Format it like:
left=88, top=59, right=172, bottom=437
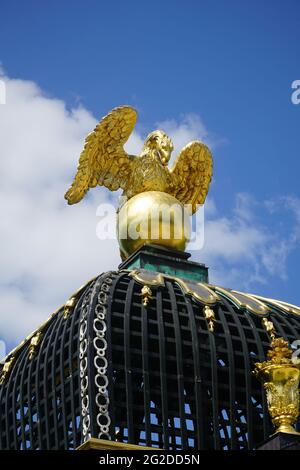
left=0, top=340, right=6, bottom=362
left=197, top=193, right=300, bottom=289
left=0, top=75, right=123, bottom=346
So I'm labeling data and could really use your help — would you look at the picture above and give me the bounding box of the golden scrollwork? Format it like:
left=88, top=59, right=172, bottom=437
left=252, top=294, right=300, bottom=318
left=255, top=337, right=300, bottom=435
left=212, top=286, right=268, bottom=316
left=177, top=278, right=219, bottom=304
left=128, top=269, right=219, bottom=305
left=128, top=269, right=165, bottom=287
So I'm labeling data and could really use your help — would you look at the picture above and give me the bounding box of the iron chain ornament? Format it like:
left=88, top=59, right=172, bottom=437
left=80, top=274, right=113, bottom=441
left=93, top=274, right=113, bottom=440
left=79, top=284, right=94, bottom=441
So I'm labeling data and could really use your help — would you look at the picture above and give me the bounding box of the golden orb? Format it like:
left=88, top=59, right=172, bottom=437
left=117, top=191, right=191, bottom=259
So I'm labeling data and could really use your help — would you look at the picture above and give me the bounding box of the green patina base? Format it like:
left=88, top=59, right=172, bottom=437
left=118, top=244, right=208, bottom=283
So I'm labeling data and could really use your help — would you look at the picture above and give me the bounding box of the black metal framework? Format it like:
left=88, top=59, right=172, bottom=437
left=0, top=283, right=93, bottom=450
left=1, top=270, right=300, bottom=450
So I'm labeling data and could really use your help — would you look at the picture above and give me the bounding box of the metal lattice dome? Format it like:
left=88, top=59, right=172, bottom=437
left=1, top=245, right=300, bottom=450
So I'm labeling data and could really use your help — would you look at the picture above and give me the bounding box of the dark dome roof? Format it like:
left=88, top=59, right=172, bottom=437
left=1, top=252, right=300, bottom=450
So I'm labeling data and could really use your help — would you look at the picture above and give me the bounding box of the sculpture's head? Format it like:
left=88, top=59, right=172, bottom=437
left=142, top=130, right=174, bottom=165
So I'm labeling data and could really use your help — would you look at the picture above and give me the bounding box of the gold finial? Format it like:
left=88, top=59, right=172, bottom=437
left=64, top=106, right=212, bottom=260
left=254, top=337, right=300, bottom=435
left=28, top=332, right=43, bottom=360
left=0, top=356, right=15, bottom=385
left=63, top=296, right=77, bottom=320
left=204, top=305, right=216, bottom=332
left=141, top=285, right=153, bottom=307
left=262, top=317, right=276, bottom=341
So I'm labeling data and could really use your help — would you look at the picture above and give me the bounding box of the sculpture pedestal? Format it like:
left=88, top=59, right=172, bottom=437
left=119, top=243, right=208, bottom=282
left=257, top=432, right=300, bottom=450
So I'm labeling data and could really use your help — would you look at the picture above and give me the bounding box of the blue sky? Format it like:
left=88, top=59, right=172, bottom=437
left=1, top=0, right=300, bottom=351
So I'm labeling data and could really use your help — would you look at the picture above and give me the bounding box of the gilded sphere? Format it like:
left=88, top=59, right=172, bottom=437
left=117, top=191, right=191, bottom=259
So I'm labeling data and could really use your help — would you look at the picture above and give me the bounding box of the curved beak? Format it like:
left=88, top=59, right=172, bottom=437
left=159, top=149, right=169, bottom=165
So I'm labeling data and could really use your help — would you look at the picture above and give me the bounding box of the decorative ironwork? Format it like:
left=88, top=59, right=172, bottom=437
left=129, top=269, right=219, bottom=304
left=93, top=274, right=112, bottom=440
left=0, top=280, right=93, bottom=449
left=79, top=285, right=94, bottom=442
left=1, top=270, right=300, bottom=450
left=105, top=272, right=300, bottom=449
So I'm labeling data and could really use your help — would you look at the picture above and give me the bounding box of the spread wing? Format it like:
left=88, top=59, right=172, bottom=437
left=65, top=106, right=137, bottom=204
left=169, top=141, right=213, bottom=214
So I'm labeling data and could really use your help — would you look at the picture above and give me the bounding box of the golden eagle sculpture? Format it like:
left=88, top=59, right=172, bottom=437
left=65, top=106, right=213, bottom=214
